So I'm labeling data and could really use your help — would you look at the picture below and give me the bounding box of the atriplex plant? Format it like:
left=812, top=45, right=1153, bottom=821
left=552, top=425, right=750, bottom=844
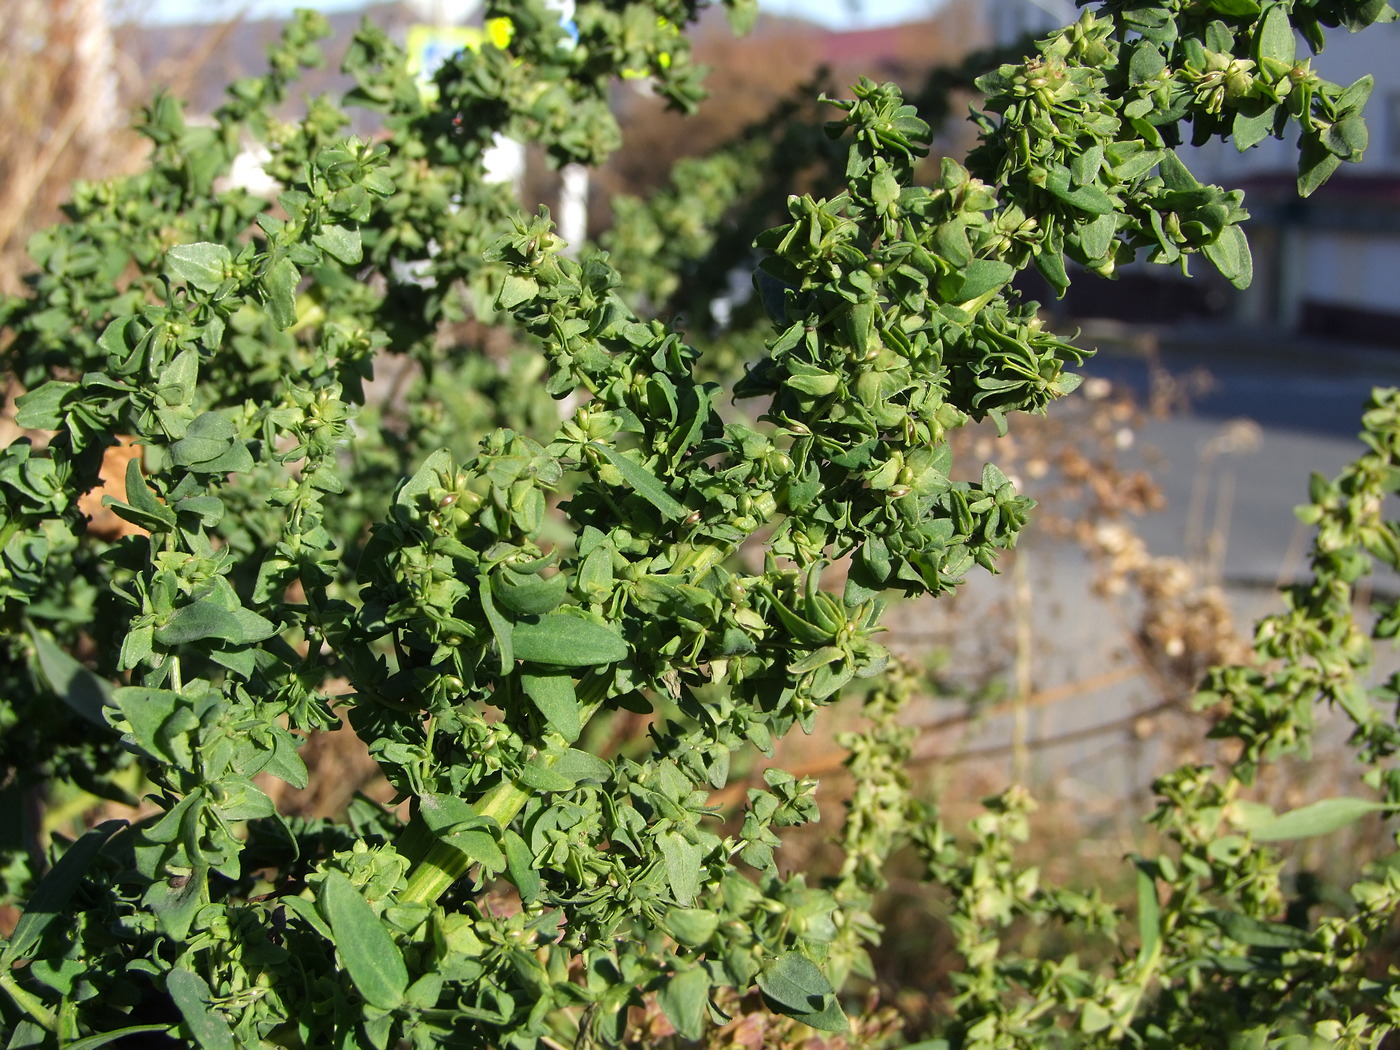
left=3, top=0, right=1400, bottom=1046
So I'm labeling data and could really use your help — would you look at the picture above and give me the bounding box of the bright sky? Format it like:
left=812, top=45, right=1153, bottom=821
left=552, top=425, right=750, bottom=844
left=123, top=0, right=946, bottom=29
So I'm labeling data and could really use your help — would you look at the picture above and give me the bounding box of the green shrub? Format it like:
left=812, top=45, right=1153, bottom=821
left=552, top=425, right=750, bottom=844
left=2, top=1, right=1398, bottom=1047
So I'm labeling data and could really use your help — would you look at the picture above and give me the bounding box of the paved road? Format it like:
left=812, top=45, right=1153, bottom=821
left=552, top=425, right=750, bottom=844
left=886, top=324, right=1400, bottom=808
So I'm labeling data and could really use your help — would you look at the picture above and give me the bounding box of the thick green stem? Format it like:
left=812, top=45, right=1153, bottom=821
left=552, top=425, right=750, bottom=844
left=1, top=970, right=58, bottom=1033
left=398, top=679, right=609, bottom=906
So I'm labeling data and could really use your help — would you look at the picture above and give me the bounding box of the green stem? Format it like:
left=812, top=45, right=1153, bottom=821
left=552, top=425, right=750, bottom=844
left=0, top=970, right=58, bottom=1033
left=398, top=677, right=610, bottom=906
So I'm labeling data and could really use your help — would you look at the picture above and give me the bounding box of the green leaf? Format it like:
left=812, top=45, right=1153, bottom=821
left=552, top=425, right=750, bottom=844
left=658, top=965, right=710, bottom=1040
left=62, top=1026, right=174, bottom=1050
left=664, top=907, right=720, bottom=947
left=501, top=829, right=542, bottom=902
left=512, top=613, right=628, bottom=667
left=419, top=795, right=507, bottom=872
left=312, top=223, right=363, bottom=265
left=479, top=575, right=514, bottom=672
left=2, top=820, right=125, bottom=967
left=494, top=568, right=569, bottom=616
left=1255, top=4, right=1295, bottom=65
left=587, top=442, right=688, bottom=520
left=1134, top=861, right=1161, bottom=963
left=166, top=242, right=232, bottom=293
left=13, top=381, right=78, bottom=430
left=757, top=952, right=848, bottom=1032
left=263, top=256, right=301, bottom=330
left=168, top=968, right=236, bottom=1050
left=1298, top=138, right=1342, bottom=197
left=515, top=759, right=576, bottom=793
left=111, top=686, right=184, bottom=764
left=1207, top=0, right=1260, bottom=16
left=951, top=259, right=1015, bottom=302
left=498, top=273, right=539, bottom=310
left=1246, top=796, right=1387, bottom=841
left=154, top=599, right=275, bottom=647
left=520, top=671, right=581, bottom=742
left=659, top=830, right=702, bottom=905
left=105, top=455, right=177, bottom=532
left=320, top=870, right=409, bottom=1010
left=27, top=623, right=112, bottom=727
left=1232, top=105, right=1277, bottom=151
left=1201, top=224, right=1252, bottom=289
left=1210, top=909, right=1313, bottom=950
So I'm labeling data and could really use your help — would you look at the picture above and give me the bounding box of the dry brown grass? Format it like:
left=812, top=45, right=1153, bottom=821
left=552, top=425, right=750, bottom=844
left=0, top=1, right=240, bottom=296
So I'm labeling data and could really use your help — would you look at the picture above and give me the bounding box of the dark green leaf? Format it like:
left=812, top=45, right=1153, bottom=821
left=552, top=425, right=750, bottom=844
left=1210, top=910, right=1313, bottom=950
left=168, top=968, right=236, bottom=1050
left=520, top=671, right=581, bottom=741
left=501, top=829, right=542, bottom=902
left=320, top=870, right=409, bottom=1010
left=1201, top=224, right=1252, bottom=289
left=154, top=599, right=274, bottom=647
left=2, top=820, right=125, bottom=966
left=13, top=381, right=77, bottom=431
left=27, top=623, right=112, bottom=727
left=588, top=442, right=688, bottom=520
left=757, top=952, right=848, bottom=1032
left=512, top=613, right=628, bottom=667
left=63, top=1026, right=174, bottom=1050
left=1207, top=0, right=1260, bottom=16
left=1255, top=4, right=1295, bottom=64
left=419, top=795, right=507, bottom=872
left=494, top=569, right=569, bottom=616
left=479, top=575, right=514, bottom=672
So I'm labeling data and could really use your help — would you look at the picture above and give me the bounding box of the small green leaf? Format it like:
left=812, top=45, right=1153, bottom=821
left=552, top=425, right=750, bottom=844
left=1201, top=224, right=1252, bottom=289
left=479, top=575, right=514, bottom=672
left=1246, top=796, right=1387, bottom=841
left=664, top=907, right=720, bottom=946
left=263, top=257, right=300, bottom=330
left=587, top=442, right=688, bottom=520
left=520, top=671, right=581, bottom=741
left=494, top=569, right=569, bottom=616
left=312, top=223, right=363, bottom=265
left=757, top=952, right=848, bottom=1033
left=419, top=795, right=507, bottom=872
left=166, top=242, right=232, bottom=293
left=501, top=829, right=542, bottom=902
left=168, top=968, right=236, bottom=1050
left=658, top=965, right=710, bottom=1040
left=659, top=830, right=702, bottom=905
left=1134, top=861, right=1161, bottom=963
left=512, top=613, right=628, bottom=667
left=515, top=760, right=577, bottom=793
left=320, top=870, right=409, bottom=1010
left=498, top=273, right=539, bottom=310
